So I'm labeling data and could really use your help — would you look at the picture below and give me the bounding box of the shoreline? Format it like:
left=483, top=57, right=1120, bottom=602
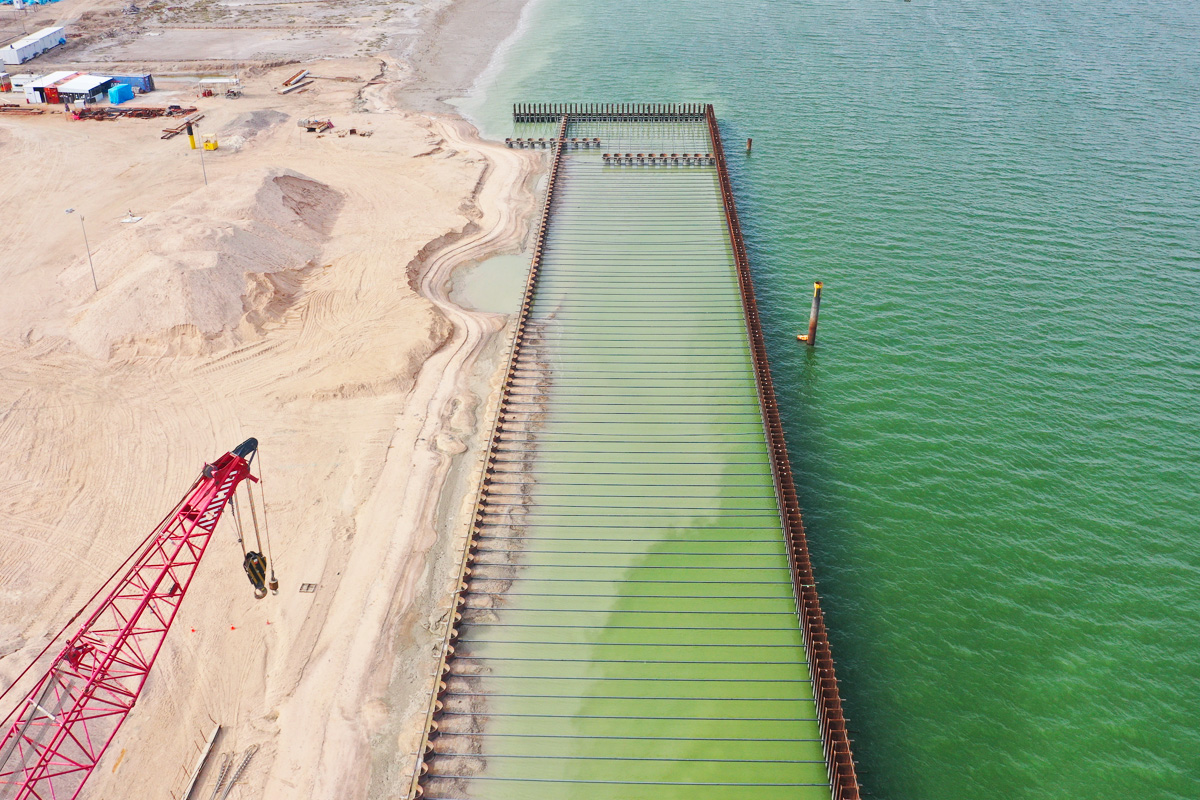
left=370, top=115, right=542, bottom=797
left=257, top=113, right=542, bottom=800
left=352, top=3, right=547, bottom=791
left=391, top=0, right=537, bottom=117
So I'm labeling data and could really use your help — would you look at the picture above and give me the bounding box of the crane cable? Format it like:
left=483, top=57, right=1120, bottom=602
left=231, top=492, right=246, bottom=555
left=246, top=489, right=265, bottom=560
left=231, top=447, right=274, bottom=598
left=255, top=448, right=278, bottom=594
left=244, top=453, right=276, bottom=594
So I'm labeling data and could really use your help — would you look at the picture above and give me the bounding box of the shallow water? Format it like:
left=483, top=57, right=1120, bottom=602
left=450, top=254, right=530, bottom=314
left=461, top=2, right=1200, bottom=798
left=426, top=135, right=831, bottom=799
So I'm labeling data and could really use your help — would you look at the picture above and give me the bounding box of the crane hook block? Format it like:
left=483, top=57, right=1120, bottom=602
left=243, top=552, right=268, bottom=599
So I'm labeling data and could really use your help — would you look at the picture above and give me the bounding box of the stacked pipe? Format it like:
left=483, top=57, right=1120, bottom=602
left=705, top=104, right=862, bottom=800
left=406, top=113, right=570, bottom=800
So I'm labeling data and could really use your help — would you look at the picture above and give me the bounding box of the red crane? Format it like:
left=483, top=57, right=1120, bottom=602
left=0, top=438, right=267, bottom=800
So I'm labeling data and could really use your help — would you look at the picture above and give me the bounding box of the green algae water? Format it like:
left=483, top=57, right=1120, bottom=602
left=458, top=2, right=1200, bottom=799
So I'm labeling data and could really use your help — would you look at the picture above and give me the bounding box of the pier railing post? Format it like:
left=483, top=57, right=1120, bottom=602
left=707, top=103, right=858, bottom=799
left=407, top=111, right=571, bottom=800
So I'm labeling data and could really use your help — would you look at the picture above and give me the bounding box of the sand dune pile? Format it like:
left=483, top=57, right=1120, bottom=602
left=66, top=169, right=343, bottom=358
left=219, top=110, right=291, bottom=151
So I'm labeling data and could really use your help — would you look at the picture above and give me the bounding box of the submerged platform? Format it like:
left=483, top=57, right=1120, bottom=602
left=411, top=104, right=858, bottom=800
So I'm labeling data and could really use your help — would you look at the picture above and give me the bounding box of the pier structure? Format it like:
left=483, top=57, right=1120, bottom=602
left=512, top=102, right=708, bottom=123
left=409, top=105, right=859, bottom=800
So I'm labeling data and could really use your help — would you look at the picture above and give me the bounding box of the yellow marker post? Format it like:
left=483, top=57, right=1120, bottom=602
left=797, top=281, right=823, bottom=345
left=186, top=122, right=196, bottom=150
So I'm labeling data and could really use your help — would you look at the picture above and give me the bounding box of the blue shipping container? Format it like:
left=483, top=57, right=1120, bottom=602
left=109, top=73, right=154, bottom=93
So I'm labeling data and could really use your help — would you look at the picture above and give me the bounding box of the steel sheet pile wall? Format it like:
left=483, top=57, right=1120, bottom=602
left=407, top=113, right=570, bottom=800
left=705, top=104, right=860, bottom=799
left=514, top=103, right=707, bottom=123
left=409, top=107, right=857, bottom=800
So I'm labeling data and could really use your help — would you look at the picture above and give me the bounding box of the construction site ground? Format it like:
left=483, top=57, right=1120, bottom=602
left=0, top=0, right=538, bottom=796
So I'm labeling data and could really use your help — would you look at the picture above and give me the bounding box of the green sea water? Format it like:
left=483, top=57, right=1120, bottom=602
left=458, top=2, right=1200, bottom=798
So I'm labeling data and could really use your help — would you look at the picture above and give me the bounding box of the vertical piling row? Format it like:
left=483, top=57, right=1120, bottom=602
left=405, top=114, right=569, bottom=800
left=706, top=104, right=861, bottom=800
left=513, top=102, right=707, bottom=122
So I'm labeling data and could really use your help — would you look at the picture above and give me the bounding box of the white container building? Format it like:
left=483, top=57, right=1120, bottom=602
left=1, top=27, right=67, bottom=66
left=56, top=73, right=114, bottom=103
left=25, top=70, right=80, bottom=103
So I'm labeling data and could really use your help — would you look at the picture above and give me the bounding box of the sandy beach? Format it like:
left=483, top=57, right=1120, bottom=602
left=0, top=0, right=538, bottom=797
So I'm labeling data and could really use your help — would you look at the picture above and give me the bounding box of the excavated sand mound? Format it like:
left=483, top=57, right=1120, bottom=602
left=66, top=168, right=342, bottom=358
left=218, top=109, right=291, bottom=151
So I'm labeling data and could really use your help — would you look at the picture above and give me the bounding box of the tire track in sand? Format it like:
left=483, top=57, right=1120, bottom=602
left=262, top=118, right=541, bottom=800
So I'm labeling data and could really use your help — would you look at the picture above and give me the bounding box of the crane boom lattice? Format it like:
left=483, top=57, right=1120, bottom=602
left=0, top=438, right=259, bottom=800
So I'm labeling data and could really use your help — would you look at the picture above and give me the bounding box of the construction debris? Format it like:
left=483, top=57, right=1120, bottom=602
left=0, top=103, right=45, bottom=115
left=276, top=70, right=357, bottom=92
left=161, top=112, right=205, bottom=139
left=205, top=754, right=233, bottom=800
left=281, top=69, right=309, bottom=87
left=278, top=79, right=313, bottom=95
left=217, top=745, right=259, bottom=800
left=180, top=725, right=221, bottom=800
left=298, top=117, right=332, bottom=133
left=75, top=105, right=197, bottom=121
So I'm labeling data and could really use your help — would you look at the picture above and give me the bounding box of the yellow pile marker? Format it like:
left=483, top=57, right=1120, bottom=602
left=797, top=281, right=823, bottom=345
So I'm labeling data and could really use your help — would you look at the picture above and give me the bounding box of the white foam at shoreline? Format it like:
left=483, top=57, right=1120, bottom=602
left=452, top=0, right=546, bottom=138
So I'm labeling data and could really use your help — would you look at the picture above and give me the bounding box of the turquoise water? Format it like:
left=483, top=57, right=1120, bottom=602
left=462, top=2, right=1200, bottom=799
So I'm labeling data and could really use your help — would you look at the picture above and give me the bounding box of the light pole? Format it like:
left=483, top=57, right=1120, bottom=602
left=197, top=141, right=208, bottom=185
left=65, top=208, right=98, bottom=293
